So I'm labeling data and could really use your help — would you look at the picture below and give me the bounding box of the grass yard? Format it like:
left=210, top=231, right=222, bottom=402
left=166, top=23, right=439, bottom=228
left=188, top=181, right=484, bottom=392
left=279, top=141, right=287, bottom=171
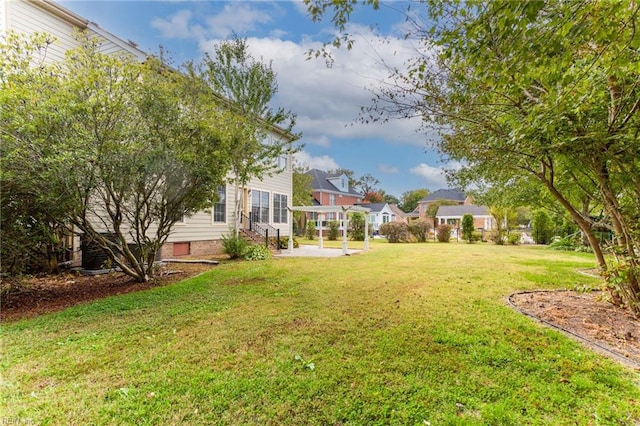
left=2, top=242, right=639, bottom=425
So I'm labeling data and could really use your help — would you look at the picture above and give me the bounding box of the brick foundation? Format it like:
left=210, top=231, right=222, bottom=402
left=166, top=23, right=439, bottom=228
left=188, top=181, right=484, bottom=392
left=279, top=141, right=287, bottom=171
left=160, top=240, right=225, bottom=259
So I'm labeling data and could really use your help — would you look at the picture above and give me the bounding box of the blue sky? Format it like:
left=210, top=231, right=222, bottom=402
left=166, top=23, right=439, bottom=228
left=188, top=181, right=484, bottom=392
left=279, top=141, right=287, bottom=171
left=59, top=0, right=455, bottom=198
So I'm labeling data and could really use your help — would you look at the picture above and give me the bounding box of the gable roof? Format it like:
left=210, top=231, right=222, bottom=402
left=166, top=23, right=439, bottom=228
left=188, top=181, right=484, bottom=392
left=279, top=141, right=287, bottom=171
left=436, top=205, right=490, bottom=217
left=421, top=188, right=466, bottom=203
left=360, top=202, right=388, bottom=213
left=306, top=169, right=363, bottom=196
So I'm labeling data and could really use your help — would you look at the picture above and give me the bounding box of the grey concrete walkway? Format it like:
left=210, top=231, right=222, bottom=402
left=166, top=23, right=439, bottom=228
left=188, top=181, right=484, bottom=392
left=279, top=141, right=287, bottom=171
left=274, top=244, right=362, bottom=258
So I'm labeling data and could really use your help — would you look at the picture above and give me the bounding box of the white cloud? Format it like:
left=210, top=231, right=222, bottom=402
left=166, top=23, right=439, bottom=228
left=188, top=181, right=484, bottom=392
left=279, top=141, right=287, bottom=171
left=409, top=161, right=463, bottom=189
left=151, top=10, right=199, bottom=39
left=205, top=4, right=272, bottom=38
left=409, top=163, right=447, bottom=188
left=294, top=151, right=339, bottom=171
left=378, top=164, right=399, bottom=174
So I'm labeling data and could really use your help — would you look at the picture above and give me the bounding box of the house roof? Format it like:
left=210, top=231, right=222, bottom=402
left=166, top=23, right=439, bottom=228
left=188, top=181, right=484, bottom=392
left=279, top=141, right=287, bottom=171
left=306, top=169, right=363, bottom=196
left=420, top=188, right=466, bottom=203
left=436, top=205, right=490, bottom=217
left=359, top=202, right=388, bottom=213
left=389, top=204, right=406, bottom=218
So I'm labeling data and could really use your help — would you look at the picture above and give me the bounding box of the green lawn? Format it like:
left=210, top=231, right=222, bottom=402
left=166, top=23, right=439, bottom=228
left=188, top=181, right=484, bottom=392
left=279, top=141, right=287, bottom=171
left=2, top=243, right=639, bottom=425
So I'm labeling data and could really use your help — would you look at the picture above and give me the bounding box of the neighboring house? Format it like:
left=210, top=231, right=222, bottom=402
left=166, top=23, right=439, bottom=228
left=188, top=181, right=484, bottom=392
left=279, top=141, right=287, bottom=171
left=305, top=169, right=364, bottom=235
left=436, top=205, right=495, bottom=232
left=388, top=204, right=408, bottom=224
left=362, top=203, right=396, bottom=233
left=416, top=188, right=471, bottom=218
left=3, top=0, right=294, bottom=263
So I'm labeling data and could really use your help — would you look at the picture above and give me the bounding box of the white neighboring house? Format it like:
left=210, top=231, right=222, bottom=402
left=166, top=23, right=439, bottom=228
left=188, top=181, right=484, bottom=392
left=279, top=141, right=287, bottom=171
left=2, top=0, right=294, bottom=265
left=364, top=203, right=396, bottom=234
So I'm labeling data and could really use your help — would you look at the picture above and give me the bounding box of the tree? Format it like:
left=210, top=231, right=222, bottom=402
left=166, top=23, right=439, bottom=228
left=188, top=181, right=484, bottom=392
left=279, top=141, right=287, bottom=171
left=462, top=214, right=475, bottom=243
left=1, top=33, right=230, bottom=282
left=356, top=173, right=379, bottom=195
left=380, top=190, right=400, bottom=205
left=532, top=210, right=554, bottom=245
left=307, top=0, right=640, bottom=315
left=400, top=189, right=428, bottom=213
left=188, top=36, right=299, bottom=237
left=292, top=166, right=314, bottom=235
left=363, top=191, right=384, bottom=203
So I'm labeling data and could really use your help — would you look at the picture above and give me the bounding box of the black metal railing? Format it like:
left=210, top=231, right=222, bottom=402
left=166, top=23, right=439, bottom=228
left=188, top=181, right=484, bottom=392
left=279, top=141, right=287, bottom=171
left=241, top=212, right=280, bottom=250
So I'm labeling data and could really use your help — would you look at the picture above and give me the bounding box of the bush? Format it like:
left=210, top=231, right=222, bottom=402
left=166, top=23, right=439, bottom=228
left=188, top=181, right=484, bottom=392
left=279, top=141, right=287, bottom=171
left=408, top=219, right=431, bottom=242
left=349, top=212, right=366, bottom=241
left=507, top=232, right=521, bottom=245
left=269, top=236, right=299, bottom=249
left=472, top=231, right=484, bottom=242
left=532, top=210, right=554, bottom=244
left=437, top=224, right=452, bottom=243
left=243, top=244, right=271, bottom=261
left=327, top=220, right=340, bottom=241
left=222, top=233, right=248, bottom=259
left=305, top=221, right=316, bottom=240
left=380, top=222, right=410, bottom=243
left=548, top=236, right=576, bottom=251
left=462, top=214, right=475, bottom=243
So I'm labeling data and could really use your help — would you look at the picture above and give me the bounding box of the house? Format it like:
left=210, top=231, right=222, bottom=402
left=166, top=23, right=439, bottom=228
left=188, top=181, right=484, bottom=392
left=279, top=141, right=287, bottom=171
left=416, top=188, right=471, bottom=218
left=3, top=0, right=295, bottom=264
left=304, top=169, right=363, bottom=235
left=362, top=203, right=397, bottom=233
left=436, top=205, right=495, bottom=234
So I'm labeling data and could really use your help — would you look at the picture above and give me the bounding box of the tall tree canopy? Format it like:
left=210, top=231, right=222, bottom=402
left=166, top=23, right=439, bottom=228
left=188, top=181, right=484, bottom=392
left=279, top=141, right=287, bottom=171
left=307, top=0, right=640, bottom=314
left=1, top=33, right=230, bottom=281
left=187, top=36, right=299, bottom=236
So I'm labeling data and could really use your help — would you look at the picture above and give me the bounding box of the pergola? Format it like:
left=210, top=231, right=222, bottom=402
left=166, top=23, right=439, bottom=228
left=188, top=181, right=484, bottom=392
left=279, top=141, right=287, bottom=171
left=288, top=205, right=371, bottom=255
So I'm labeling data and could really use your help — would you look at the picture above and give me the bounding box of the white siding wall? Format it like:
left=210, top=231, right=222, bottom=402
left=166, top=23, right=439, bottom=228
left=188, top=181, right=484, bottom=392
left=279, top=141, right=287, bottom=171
left=6, top=0, right=293, bottom=248
left=4, top=0, right=145, bottom=65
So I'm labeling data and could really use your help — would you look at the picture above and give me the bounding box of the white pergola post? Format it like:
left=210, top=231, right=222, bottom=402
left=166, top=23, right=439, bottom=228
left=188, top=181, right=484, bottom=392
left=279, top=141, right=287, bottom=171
left=288, top=208, right=294, bottom=252
left=318, top=214, right=324, bottom=249
left=364, top=216, right=369, bottom=251
left=342, top=212, right=349, bottom=255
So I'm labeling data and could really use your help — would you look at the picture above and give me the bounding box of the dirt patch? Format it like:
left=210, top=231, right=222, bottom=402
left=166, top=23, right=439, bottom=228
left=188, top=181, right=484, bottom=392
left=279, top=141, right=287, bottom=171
left=1, top=262, right=217, bottom=322
left=509, top=290, right=640, bottom=368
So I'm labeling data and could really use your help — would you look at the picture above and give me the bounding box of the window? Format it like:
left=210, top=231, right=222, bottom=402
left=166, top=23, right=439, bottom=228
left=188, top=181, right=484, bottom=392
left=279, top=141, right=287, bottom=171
left=369, top=214, right=376, bottom=223
left=273, top=193, right=288, bottom=223
left=213, top=185, right=226, bottom=223
left=382, top=213, right=390, bottom=224
left=252, top=190, right=270, bottom=223
left=329, top=194, right=336, bottom=205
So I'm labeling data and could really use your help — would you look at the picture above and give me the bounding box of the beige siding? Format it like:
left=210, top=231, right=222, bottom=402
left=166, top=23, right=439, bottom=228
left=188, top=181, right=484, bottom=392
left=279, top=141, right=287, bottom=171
left=7, top=0, right=294, bottom=251
left=4, top=0, right=145, bottom=65
left=5, top=0, right=83, bottom=63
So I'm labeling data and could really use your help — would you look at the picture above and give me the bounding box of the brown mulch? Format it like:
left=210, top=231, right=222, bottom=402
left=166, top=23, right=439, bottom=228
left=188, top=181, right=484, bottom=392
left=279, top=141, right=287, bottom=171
left=2, top=265, right=639, bottom=368
left=509, top=290, right=640, bottom=368
left=0, top=262, right=217, bottom=322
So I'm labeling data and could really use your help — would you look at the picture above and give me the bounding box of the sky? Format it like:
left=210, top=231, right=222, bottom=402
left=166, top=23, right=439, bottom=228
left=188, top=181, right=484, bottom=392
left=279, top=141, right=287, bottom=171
left=59, top=0, right=456, bottom=198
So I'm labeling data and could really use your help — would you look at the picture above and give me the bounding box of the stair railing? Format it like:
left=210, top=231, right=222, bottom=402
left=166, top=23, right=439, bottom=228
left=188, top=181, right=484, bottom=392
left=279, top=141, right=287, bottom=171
left=241, top=212, right=281, bottom=250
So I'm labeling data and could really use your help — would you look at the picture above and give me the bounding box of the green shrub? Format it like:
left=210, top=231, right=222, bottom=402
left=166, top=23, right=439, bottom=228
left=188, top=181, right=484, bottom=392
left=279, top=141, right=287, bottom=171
left=548, top=236, right=576, bottom=251
left=269, top=236, right=299, bottom=249
left=472, top=230, right=484, bottom=242
left=408, top=219, right=431, bottom=242
left=462, top=214, right=475, bottom=243
left=222, top=233, right=248, bottom=259
left=437, top=224, right=452, bottom=242
left=507, top=232, right=521, bottom=245
left=349, top=212, right=367, bottom=241
left=327, top=220, right=340, bottom=241
left=305, top=221, right=316, bottom=240
left=380, top=222, right=409, bottom=243
left=243, top=244, right=271, bottom=261
left=532, top=210, right=554, bottom=244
